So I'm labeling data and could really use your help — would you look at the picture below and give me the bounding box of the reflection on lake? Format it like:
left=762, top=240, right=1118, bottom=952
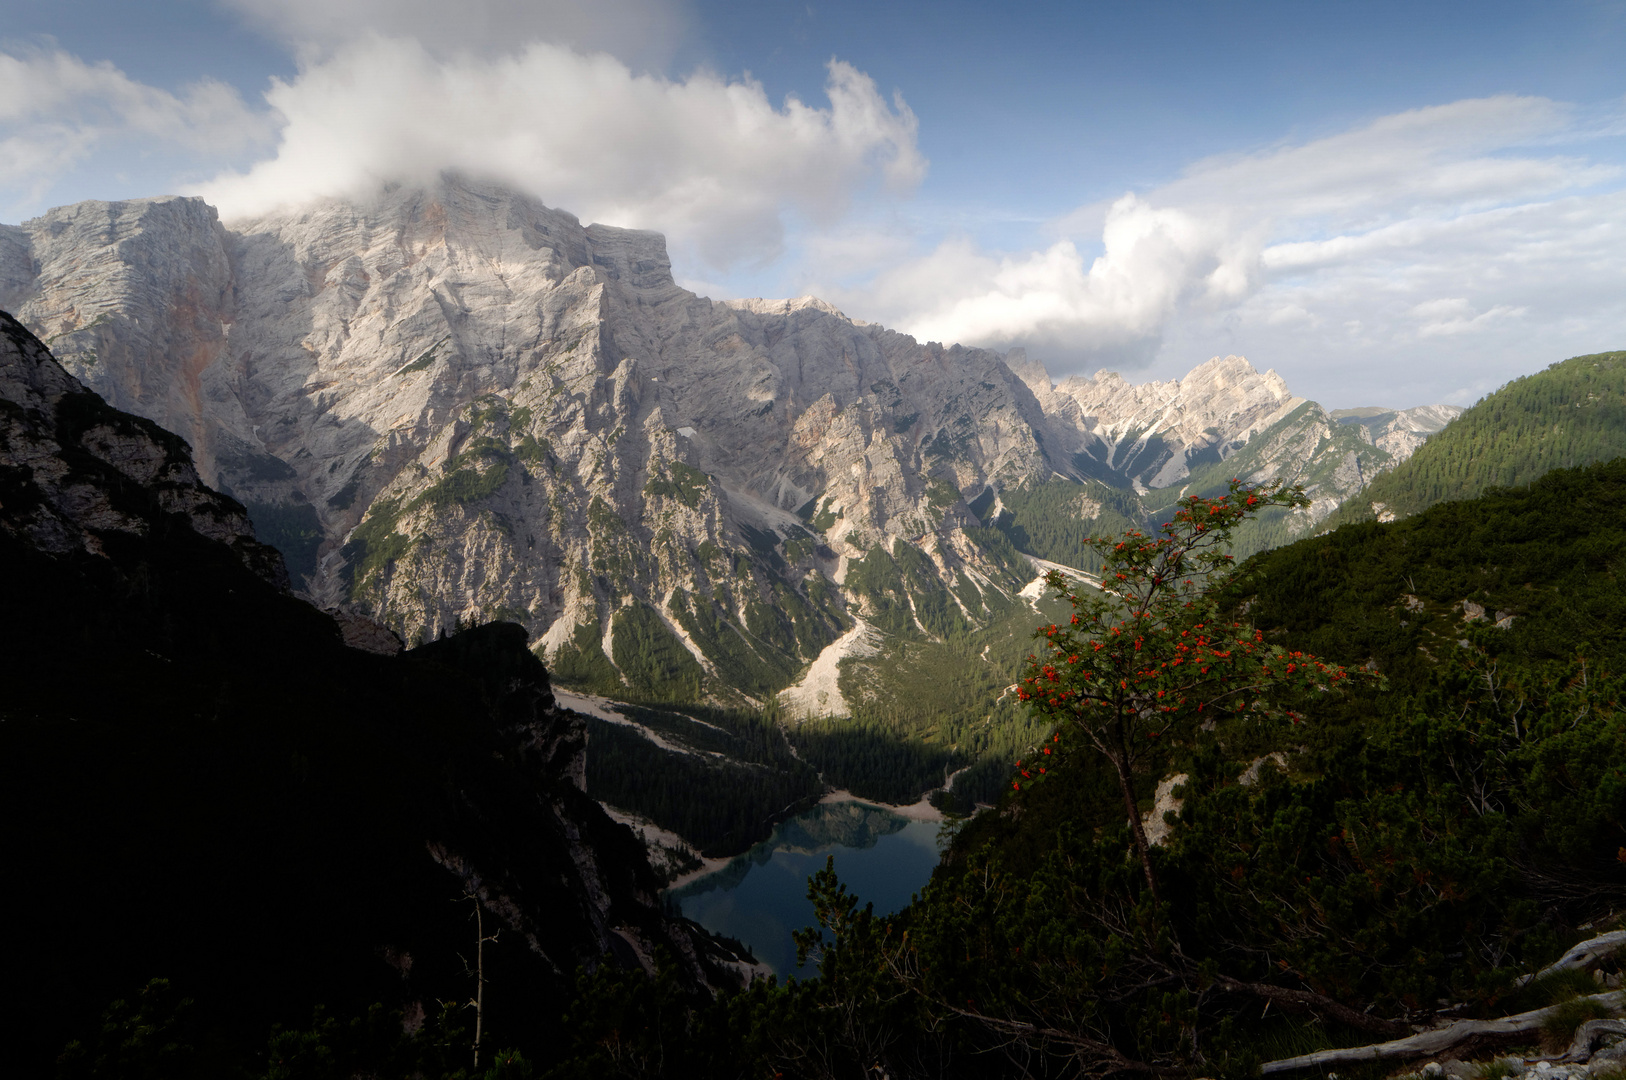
left=668, top=800, right=943, bottom=976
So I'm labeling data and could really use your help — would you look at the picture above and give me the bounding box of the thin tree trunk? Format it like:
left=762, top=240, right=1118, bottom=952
left=474, top=900, right=485, bottom=1070
left=1110, top=724, right=1160, bottom=905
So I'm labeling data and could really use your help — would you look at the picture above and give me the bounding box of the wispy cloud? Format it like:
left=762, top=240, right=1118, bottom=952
left=0, top=45, right=276, bottom=206
left=825, top=94, right=1626, bottom=402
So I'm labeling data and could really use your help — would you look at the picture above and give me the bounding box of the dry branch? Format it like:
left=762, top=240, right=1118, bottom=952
left=1260, top=991, right=1624, bottom=1074
left=1213, top=976, right=1410, bottom=1039
left=1515, top=930, right=1626, bottom=988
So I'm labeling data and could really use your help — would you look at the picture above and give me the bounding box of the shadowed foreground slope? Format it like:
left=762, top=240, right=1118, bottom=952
left=0, top=310, right=726, bottom=1074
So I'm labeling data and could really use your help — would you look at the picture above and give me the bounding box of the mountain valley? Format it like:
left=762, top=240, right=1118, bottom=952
left=8, top=180, right=1626, bottom=1078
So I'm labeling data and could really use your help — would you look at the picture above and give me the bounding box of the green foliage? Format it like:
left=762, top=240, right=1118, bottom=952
left=1327, top=349, right=1626, bottom=526
left=1015, top=481, right=1346, bottom=815
left=423, top=462, right=510, bottom=510
left=689, top=466, right=1626, bottom=1074
left=831, top=601, right=1059, bottom=810
left=925, top=476, right=960, bottom=510
left=642, top=461, right=710, bottom=508
left=844, top=543, right=913, bottom=635
left=962, top=523, right=1031, bottom=588
left=260, top=1002, right=474, bottom=1080
left=549, top=622, right=624, bottom=695
left=844, top=539, right=967, bottom=639
left=396, top=336, right=449, bottom=376
left=541, top=954, right=809, bottom=1080
left=667, top=589, right=796, bottom=698
left=57, top=979, right=203, bottom=1080
left=610, top=603, right=703, bottom=701
left=1514, top=967, right=1605, bottom=1012
left=341, top=495, right=411, bottom=595
left=515, top=433, right=550, bottom=466
left=1541, top=996, right=1614, bottom=1053
left=581, top=705, right=821, bottom=856
left=781, top=533, right=813, bottom=565
left=787, top=716, right=963, bottom=805
left=342, top=421, right=523, bottom=598
left=586, top=495, right=625, bottom=535
left=807, top=497, right=839, bottom=533
left=993, top=477, right=1143, bottom=573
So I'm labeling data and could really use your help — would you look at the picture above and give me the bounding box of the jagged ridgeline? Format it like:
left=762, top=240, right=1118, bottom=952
left=0, top=176, right=1461, bottom=722
left=1324, top=349, right=1626, bottom=528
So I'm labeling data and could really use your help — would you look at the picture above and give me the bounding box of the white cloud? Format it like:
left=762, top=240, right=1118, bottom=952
left=0, top=46, right=276, bottom=203
left=1411, top=298, right=1527, bottom=337
left=192, top=36, right=923, bottom=268
left=854, top=195, right=1249, bottom=358
left=837, top=94, right=1626, bottom=403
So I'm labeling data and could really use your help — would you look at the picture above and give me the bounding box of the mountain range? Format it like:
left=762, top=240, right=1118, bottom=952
left=9, top=175, right=1626, bottom=1079
left=0, top=174, right=1460, bottom=712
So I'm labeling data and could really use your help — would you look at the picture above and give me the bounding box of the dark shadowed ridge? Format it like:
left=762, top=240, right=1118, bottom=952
left=0, top=310, right=733, bottom=1073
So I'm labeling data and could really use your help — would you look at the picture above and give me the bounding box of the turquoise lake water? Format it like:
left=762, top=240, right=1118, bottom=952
left=668, top=800, right=944, bottom=976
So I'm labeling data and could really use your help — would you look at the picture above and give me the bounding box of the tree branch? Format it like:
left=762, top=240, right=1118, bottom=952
left=1260, top=991, right=1625, bottom=1074
left=1213, top=976, right=1410, bottom=1038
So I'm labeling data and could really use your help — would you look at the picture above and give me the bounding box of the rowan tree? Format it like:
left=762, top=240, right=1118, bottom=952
left=1016, top=479, right=1357, bottom=902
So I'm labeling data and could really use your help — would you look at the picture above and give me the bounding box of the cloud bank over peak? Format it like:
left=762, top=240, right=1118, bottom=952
left=832, top=94, right=1626, bottom=402
left=862, top=195, right=1256, bottom=363
left=191, top=37, right=923, bottom=269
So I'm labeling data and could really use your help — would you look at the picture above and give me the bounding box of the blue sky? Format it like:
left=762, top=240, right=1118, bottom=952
left=4, top=0, right=1626, bottom=408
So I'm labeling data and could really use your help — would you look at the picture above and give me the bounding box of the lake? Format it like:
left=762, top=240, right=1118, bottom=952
left=668, top=799, right=944, bottom=976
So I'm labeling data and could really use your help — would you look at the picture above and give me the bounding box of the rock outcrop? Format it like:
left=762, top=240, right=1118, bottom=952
left=1332, top=403, right=1465, bottom=461
left=0, top=308, right=288, bottom=585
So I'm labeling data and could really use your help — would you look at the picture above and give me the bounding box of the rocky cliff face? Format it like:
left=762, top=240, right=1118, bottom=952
left=1017, top=353, right=1308, bottom=490
left=1331, top=404, right=1464, bottom=461
left=0, top=176, right=1458, bottom=705
left=0, top=306, right=287, bottom=585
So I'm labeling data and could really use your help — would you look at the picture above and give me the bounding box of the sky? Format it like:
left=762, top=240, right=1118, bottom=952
left=4, top=0, right=1626, bottom=409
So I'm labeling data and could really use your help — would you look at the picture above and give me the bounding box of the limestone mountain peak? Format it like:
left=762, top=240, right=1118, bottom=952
left=1, top=178, right=1459, bottom=706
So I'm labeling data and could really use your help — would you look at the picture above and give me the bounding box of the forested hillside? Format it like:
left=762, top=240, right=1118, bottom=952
left=42, top=450, right=1626, bottom=1077
left=1325, top=348, right=1626, bottom=526
left=532, top=460, right=1626, bottom=1078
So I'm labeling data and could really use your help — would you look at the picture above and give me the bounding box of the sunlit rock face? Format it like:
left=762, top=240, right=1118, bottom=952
left=0, top=176, right=1456, bottom=701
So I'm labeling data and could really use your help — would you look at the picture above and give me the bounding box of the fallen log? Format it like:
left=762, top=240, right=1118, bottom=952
left=1260, top=991, right=1624, bottom=1074
left=1560, top=1018, right=1626, bottom=1064
left=1515, top=930, right=1626, bottom=988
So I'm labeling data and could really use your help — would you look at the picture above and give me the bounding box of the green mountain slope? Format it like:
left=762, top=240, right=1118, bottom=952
left=989, top=401, right=1390, bottom=575
left=523, top=459, right=1626, bottom=1078
left=1323, top=348, right=1626, bottom=527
